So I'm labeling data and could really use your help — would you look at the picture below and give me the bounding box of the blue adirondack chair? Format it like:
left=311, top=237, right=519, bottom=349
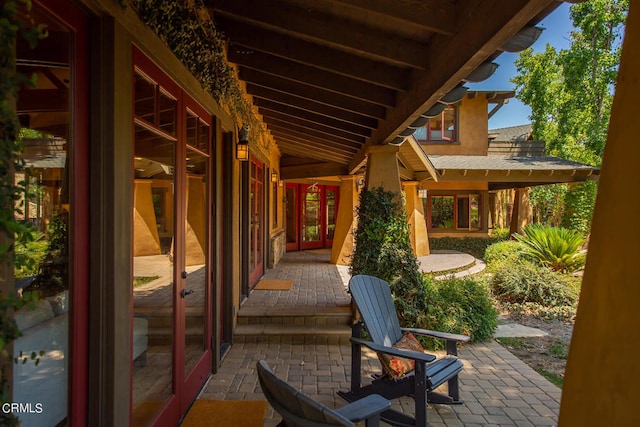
left=338, top=275, right=470, bottom=427
left=257, top=360, right=391, bottom=427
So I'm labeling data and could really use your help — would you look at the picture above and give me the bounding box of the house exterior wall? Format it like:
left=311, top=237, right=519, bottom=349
left=421, top=95, right=489, bottom=156
left=75, top=1, right=277, bottom=424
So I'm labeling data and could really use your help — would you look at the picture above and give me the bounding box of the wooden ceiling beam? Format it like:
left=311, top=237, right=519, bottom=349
left=261, top=111, right=368, bottom=142
left=209, top=0, right=429, bottom=69
left=328, top=0, right=458, bottom=36
left=256, top=99, right=373, bottom=135
left=264, top=117, right=363, bottom=146
left=269, top=128, right=359, bottom=155
left=275, top=139, right=351, bottom=164
left=228, top=49, right=396, bottom=106
left=268, top=124, right=362, bottom=151
left=239, top=68, right=387, bottom=119
left=349, top=0, right=556, bottom=173
left=247, top=84, right=379, bottom=129
left=217, top=17, right=409, bottom=91
left=281, top=162, right=349, bottom=180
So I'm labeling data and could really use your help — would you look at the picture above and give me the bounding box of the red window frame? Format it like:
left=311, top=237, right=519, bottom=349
left=417, top=105, right=458, bottom=142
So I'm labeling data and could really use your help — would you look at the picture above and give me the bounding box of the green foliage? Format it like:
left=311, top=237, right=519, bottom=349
left=13, top=232, right=46, bottom=279
left=483, top=240, right=523, bottom=270
left=350, top=188, right=422, bottom=286
left=429, top=235, right=508, bottom=259
left=511, top=1, right=628, bottom=232
left=490, top=228, right=511, bottom=240
left=132, top=0, right=261, bottom=134
left=351, top=188, right=497, bottom=350
left=1, top=0, right=45, bottom=264
left=513, top=224, right=586, bottom=273
left=415, top=276, right=498, bottom=350
left=529, top=184, right=567, bottom=226
left=489, top=260, right=580, bottom=311
left=561, top=181, right=598, bottom=235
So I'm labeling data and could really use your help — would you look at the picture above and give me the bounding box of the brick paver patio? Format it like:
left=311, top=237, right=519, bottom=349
left=195, top=250, right=562, bottom=426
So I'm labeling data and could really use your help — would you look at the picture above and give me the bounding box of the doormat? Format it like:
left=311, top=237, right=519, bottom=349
left=254, top=279, right=293, bottom=290
left=132, top=401, right=165, bottom=426
left=181, top=400, right=267, bottom=427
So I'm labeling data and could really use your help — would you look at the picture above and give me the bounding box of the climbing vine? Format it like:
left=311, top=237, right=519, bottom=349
left=1, top=1, right=47, bottom=424
left=131, top=0, right=266, bottom=145
left=0, top=0, right=45, bottom=263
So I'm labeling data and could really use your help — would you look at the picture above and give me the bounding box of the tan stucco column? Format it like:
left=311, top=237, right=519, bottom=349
left=508, top=187, right=532, bottom=235
left=330, top=176, right=358, bottom=265
left=559, top=4, right=640, bottom=424
left=133, top=180, right=161, bottom=256
left=402, top=181, right=430, bottom=256
left=365, top=144, right=402, bottom=198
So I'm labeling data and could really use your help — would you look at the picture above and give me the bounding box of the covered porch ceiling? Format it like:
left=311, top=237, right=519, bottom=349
left=206, top=0, right=565, bottom=179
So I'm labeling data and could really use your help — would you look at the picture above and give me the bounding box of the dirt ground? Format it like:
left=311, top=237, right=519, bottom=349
left=495, top=310, right=574, bottom=387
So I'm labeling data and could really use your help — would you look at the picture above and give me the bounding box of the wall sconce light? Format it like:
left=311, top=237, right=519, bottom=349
left=271, top=170, right=278, bottom=183
left=236, top=124, right=249, bottom=161
left=418, top=188, right=428, bottom=198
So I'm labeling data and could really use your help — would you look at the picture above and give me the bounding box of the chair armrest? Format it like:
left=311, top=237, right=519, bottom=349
left=350, top=337, right=436, bottom=363
left=401, top=327, right=470, bottom=343
left=334, top=393, right=391, bottom=423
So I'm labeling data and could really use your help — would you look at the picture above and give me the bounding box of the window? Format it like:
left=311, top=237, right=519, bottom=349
left=425, top=193, right=481, bottom=230
left=414, top=105, right=457, bottom=142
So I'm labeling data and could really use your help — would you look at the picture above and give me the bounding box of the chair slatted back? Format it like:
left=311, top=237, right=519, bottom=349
left=257, top=360, right=353, bottom=427
left=349, top=275, right=403, bottom=347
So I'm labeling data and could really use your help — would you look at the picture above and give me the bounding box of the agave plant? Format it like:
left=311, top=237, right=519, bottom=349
left=514, top=224, right=586, bottom=273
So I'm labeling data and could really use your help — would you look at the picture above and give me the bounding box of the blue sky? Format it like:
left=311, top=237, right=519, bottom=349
left=467, top=3, right=574, bottom=130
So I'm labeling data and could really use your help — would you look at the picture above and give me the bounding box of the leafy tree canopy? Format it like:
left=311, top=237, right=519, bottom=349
left=511, top=0, right=628, bottom=234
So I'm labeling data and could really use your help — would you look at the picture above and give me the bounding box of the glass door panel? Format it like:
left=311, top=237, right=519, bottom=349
left=285, top=184, right=299, bottom=251
left=301, top=185, right=323, bottom=249
left=131, top=71, right=177, bottom=426
left=13, top=12, right=73, bottom=426
left=249, top=158, right=264, bottom=286
left=325, top=187, right=338, bottom=245
left=183, top=146, right=208, bottom=377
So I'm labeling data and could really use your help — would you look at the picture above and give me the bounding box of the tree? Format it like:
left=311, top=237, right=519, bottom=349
left=511, top=0, right=628, bottom=234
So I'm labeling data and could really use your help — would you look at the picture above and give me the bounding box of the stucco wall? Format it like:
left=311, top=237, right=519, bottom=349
left=421, top=95, right=489, bottom=156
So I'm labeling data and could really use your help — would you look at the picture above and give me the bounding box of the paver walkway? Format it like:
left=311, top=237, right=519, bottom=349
left=196, top=250, right=562, bottom=426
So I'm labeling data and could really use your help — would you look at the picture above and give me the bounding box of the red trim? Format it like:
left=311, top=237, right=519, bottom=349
left=32, top=1, right=90, bottom=425
left=132, top=48, right=213, bottom=426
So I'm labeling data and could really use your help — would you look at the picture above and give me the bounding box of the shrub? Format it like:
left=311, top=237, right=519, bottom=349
left=416, top=275, right=498, bottom=349
left=350, top=187, right=422, bottom=287
left=351, top=188, right=497, bottom=350
left=429, top=235, right=507, bottom=259
left=490, top=260, right=580, bottom=308
left=483, top=240, right=523, bottom=269
left=514, top=224, right=586, bottom=273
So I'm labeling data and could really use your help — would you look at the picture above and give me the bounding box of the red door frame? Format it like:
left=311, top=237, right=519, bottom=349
left=300, top=184, right=325, bottom=250
left=131, top=47, right=213, bottom=426
left=285, top=183, right=299, bottom=252
left=286, top=184, right=340, bottom=251
left=32, top=1, right=90, bottom=424
left=249, top=156, right=265, bottom=286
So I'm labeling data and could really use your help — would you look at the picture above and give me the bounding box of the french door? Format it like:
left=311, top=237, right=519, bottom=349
left=249, top=157, right=265, bottom=287
left=131, top=49, right=212, bottom=426
left=286, top=184, right=339, bottom=251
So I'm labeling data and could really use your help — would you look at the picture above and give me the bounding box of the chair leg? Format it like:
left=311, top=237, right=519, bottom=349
left=448, top=374, right=461, bottom=402
left=414, top=360, right=428, bottom=427
left=364, top=416, right=380, bottom=427
left=350, top=323, right=362, bottom=392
